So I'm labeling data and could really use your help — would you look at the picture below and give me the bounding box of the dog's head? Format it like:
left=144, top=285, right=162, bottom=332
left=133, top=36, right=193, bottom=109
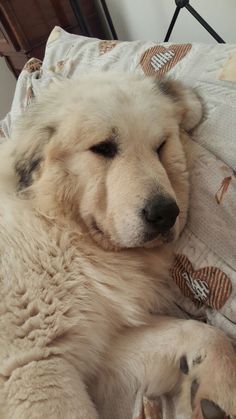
left=12, top=73, right=203, bottom=250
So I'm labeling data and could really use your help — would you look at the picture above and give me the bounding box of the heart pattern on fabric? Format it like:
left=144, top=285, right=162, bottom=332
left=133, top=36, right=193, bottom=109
left=171, top=254, right=232, bottom=309
left=23, top=58, right=42, bottom=73
left=140, top=44, right=192, bottom=78
left=99, top=40, right=119, bottom=55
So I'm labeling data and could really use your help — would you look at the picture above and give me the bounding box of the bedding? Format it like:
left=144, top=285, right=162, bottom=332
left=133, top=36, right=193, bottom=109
left=1, top=26, right=236, bottom=418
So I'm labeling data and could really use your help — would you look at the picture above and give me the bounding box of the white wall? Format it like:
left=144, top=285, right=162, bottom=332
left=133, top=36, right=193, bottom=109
left=0, top=58, right=16, bottom=120
left=105, top=0, right=236, bottom=43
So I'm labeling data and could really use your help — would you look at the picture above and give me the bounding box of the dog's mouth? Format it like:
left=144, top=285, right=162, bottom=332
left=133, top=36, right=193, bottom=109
left=143, top=230, right=161, bottom=243
left=89, top=219, right=119, bottom=250
left=143, top=229, right=174, bottom=247
left=90, top=218, right=174, bottom=250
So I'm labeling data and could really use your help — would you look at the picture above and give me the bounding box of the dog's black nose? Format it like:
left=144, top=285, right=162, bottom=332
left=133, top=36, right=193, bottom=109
left=142, top=196, right=180, bottom=233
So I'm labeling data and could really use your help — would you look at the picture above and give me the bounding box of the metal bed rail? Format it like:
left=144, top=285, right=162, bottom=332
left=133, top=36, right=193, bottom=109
left=164, top=0, right=225, bottom=43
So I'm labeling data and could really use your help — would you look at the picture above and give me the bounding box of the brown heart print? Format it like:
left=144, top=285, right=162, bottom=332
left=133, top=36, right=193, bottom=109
left=171, top=254, right=232, bottom=310
left=99, top=40, right=119, bottom=55
left=140, top=44, right=192, bottom=78
left=23, top=58, right=42, bottom=73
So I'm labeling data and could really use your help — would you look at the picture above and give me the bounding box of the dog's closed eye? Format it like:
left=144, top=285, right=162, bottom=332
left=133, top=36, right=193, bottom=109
left=156, top=140, right=166, bottom=156
left=90, top=140, right=118, bottom=159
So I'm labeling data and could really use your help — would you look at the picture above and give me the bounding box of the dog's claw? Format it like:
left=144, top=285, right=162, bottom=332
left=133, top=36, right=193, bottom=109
left=200, top=399, right=228, bottom=419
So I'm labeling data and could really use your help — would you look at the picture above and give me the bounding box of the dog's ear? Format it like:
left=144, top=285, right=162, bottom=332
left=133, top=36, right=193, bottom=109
left=11, top=79, right=68, bottom=190
left=12, top=105, right=57, bottom=191
left=14, top=125, right=56, bottom=190
left=158, top=79, right=204, bottom=131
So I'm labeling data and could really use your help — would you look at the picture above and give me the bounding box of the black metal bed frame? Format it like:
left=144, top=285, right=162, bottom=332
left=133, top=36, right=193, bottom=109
left=164, top=0, right=225, bottom=43
left=69, top=0, right=118, bottom=40
left=70, top=0, right=225, bottom=44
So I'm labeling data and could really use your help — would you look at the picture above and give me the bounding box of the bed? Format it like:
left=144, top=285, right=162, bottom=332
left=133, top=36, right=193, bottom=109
left=1, top=25, right=236, bottom=418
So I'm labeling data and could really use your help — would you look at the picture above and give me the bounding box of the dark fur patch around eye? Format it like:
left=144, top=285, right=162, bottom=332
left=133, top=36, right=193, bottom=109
left=90, top=140, right=118, bottom=158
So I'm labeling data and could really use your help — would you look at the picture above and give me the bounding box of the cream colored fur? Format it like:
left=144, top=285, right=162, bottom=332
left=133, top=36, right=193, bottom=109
left=0, top=73, right=235, bottom=419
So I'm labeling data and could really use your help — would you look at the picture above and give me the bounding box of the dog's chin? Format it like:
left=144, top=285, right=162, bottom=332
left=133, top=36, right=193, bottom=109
left=143, top=229, right=175, bottom=248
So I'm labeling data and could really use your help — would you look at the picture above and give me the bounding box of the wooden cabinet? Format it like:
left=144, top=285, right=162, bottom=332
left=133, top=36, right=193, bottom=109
left=0, top=0, right=108, bottom=77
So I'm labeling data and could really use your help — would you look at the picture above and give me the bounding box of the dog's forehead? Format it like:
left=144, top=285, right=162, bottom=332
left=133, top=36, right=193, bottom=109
left=61, top=78, right=177, bottom=148
left=68, top=76, right=172, bottom=116
left=90, top=85, right=172, bottom=121
left=100, top=96, right=175, bottom=145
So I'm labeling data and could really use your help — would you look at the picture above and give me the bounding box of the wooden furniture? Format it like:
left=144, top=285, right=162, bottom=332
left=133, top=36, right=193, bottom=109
left=0, top=0, right=109, bottom=77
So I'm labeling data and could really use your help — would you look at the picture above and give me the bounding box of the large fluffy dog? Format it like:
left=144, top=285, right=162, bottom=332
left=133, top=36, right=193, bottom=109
left=0, top=73, right=235, bottom=419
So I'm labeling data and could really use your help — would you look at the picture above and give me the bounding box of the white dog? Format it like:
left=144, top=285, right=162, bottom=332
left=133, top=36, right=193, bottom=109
left=0, top=73, right=235, bottom=419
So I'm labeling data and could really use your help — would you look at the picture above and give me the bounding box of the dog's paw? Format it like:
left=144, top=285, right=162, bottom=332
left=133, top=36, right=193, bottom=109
left=179, top=333, right=236, bottom=419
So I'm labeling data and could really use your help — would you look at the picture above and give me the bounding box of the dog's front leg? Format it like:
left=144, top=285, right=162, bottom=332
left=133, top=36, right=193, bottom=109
left=2, top=356, right=99, bottom=419
left=94, top=317, right=236, bottom=419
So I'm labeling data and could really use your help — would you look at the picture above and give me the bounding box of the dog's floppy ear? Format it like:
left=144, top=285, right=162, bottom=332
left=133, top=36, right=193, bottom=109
left=12, top=106, right=57, bottom=190
left=11, top=78, right=69, bottom=190
left=158, top=79, right=204, bottom=131
left=14, top=125, right=56, bottom=190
